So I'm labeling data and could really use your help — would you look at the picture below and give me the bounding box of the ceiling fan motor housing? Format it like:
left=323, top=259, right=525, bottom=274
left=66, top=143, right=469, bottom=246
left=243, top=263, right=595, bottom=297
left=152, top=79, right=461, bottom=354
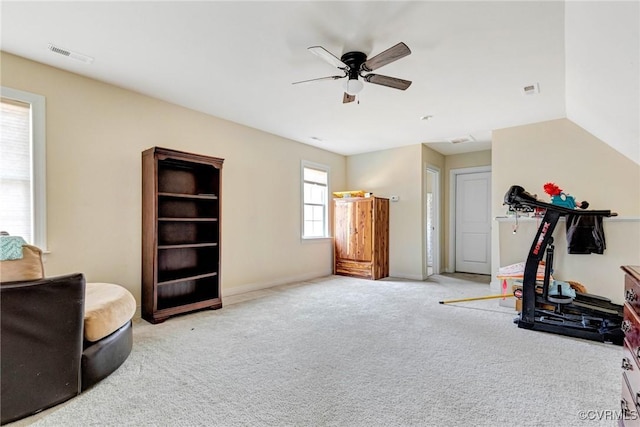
left=340, top=51, right=367, bottom=79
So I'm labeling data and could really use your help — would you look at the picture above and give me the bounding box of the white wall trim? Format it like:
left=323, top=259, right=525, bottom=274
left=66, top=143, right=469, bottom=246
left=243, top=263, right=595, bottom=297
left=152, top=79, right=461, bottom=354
left=222, top=270, right=332, bottom=297
left=425, top=164, right=441, bottom=277
left=448, top=165, right=492, bottom=273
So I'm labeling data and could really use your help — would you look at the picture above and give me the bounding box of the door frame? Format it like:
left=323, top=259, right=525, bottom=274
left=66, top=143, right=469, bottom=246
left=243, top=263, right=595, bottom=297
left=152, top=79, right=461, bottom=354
left=424, top=165, right=441, bottom=277
left=448, top=166, right=492, bottom=273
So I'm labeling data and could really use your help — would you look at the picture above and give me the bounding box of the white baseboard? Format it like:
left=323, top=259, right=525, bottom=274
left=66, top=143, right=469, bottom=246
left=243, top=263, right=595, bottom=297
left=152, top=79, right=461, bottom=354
left=222, top=270, right=332, bottom=297
left=389, top=272, right=426, bottom=281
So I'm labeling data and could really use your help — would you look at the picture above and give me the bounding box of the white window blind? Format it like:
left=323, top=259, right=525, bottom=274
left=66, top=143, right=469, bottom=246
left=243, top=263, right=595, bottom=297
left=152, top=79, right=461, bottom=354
left=0, top=87, right=46, bottom=248
left=1, top=98, right=31, bottom=241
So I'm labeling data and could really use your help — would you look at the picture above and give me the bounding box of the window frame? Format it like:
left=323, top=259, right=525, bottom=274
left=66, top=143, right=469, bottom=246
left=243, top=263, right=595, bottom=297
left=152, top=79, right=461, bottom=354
left=301, top=160, right=330, bottom=240
left=1, top=86, right=47, bottom=250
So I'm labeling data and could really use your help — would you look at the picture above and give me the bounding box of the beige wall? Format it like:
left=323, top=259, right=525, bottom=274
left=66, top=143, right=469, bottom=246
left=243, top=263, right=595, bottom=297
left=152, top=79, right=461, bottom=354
left=444, top=150, right=492, bottom=172
left=347, top=144, right=426, bottom=279
left=1, top=52, right=347, bottom=308
left=492, top=118, right=640, bottom=303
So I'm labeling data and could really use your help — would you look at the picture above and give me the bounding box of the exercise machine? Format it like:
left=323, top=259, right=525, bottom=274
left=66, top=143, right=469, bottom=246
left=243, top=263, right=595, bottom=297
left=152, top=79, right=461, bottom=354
left=503, top=185, right=623, bottom=345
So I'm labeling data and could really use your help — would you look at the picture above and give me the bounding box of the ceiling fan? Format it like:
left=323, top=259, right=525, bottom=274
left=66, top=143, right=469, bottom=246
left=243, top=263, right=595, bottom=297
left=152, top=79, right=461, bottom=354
left=293, top=42, right=412, bottom=103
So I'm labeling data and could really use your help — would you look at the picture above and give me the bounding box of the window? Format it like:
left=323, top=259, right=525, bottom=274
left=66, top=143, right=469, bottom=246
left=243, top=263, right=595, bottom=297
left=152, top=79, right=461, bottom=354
left=302, top=162, right=329, bottom=238
left=0, top=87, right=46, bottom=249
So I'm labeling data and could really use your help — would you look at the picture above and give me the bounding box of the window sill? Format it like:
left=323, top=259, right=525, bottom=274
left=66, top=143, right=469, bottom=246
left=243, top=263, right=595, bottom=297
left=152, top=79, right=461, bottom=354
left=301, top=236, right=332, bottom=243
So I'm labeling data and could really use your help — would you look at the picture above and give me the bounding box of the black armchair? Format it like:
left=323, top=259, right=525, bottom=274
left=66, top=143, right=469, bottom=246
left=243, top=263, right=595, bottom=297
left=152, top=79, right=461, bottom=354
left=1, top=273, right=85, bottom=424
left=0, top=272, right=134, bottom=425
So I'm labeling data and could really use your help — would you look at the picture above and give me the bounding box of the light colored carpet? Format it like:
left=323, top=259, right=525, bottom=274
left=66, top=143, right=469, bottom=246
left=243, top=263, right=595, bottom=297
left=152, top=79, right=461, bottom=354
left=18, top=274, right=621, bottom=426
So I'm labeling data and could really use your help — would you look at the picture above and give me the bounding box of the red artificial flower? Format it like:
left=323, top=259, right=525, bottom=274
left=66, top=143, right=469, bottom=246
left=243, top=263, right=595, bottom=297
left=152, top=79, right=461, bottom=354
left=543, top=182, right=562, bottom=196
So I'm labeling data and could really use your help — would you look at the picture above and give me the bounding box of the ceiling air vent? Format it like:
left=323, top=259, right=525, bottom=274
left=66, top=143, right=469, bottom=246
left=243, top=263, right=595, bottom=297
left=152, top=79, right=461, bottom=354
left=448, top=135, right=475, bottom=144
left=47, top=44, right=94, bottom=64
left=521, top=82, right=539, bottom=95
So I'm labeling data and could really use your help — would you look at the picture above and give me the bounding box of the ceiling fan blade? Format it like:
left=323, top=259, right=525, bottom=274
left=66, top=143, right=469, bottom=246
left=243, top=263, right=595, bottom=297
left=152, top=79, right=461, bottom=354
left=343, top=93, right=356, bottom=104
left=308, top=46, right=348, bottom=69
left=364, top=74, right=412, bottom=90
left=361, top=42, right=411, bottom=72
left=292, top=75, right=345, bottom=85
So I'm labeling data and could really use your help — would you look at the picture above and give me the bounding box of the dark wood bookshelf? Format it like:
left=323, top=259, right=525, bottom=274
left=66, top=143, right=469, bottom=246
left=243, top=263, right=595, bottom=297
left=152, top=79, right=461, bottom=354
left=142, top=147, right=224, bottom=324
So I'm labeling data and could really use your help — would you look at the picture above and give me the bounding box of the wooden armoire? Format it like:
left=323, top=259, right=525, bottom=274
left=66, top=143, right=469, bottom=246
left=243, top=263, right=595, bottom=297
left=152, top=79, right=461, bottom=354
left=333, top=196, right=389, bottom=280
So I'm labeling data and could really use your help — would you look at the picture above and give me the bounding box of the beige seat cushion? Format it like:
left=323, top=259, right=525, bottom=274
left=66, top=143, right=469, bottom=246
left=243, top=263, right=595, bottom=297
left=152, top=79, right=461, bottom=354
left=84, top=282, right=136, bottom=342
left=0, top=244, right=45, bottom=283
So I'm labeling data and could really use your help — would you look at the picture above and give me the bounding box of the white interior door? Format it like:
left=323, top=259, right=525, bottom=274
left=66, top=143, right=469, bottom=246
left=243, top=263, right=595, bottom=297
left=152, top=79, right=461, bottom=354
left=455, top=171, right=491, bottom=274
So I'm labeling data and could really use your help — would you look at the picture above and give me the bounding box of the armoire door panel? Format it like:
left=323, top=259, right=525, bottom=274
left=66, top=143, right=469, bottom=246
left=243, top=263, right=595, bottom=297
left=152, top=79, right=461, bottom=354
left=334, top=202, right=353, bottom=260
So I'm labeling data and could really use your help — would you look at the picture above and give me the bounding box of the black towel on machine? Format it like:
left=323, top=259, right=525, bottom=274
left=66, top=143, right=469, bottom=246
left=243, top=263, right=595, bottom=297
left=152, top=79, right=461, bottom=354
left=566, top=214, right=606, bottom=254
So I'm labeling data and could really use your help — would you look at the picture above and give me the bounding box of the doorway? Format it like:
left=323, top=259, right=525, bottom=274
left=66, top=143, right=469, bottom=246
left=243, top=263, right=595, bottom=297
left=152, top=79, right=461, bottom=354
left=449, top=167, right=492, bottom=275
left=425, top=166, right=440, bottom=277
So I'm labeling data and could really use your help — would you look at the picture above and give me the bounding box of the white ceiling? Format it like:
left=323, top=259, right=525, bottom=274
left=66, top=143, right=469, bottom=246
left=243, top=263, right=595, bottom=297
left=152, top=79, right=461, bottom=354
left=1, top=1, right=571, bottom=156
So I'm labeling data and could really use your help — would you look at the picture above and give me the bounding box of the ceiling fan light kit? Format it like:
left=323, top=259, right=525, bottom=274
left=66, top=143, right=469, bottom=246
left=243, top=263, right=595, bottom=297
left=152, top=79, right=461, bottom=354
left=344, top=78, right=364, bottom=95
left=293, top=42, right=412, bottom=103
